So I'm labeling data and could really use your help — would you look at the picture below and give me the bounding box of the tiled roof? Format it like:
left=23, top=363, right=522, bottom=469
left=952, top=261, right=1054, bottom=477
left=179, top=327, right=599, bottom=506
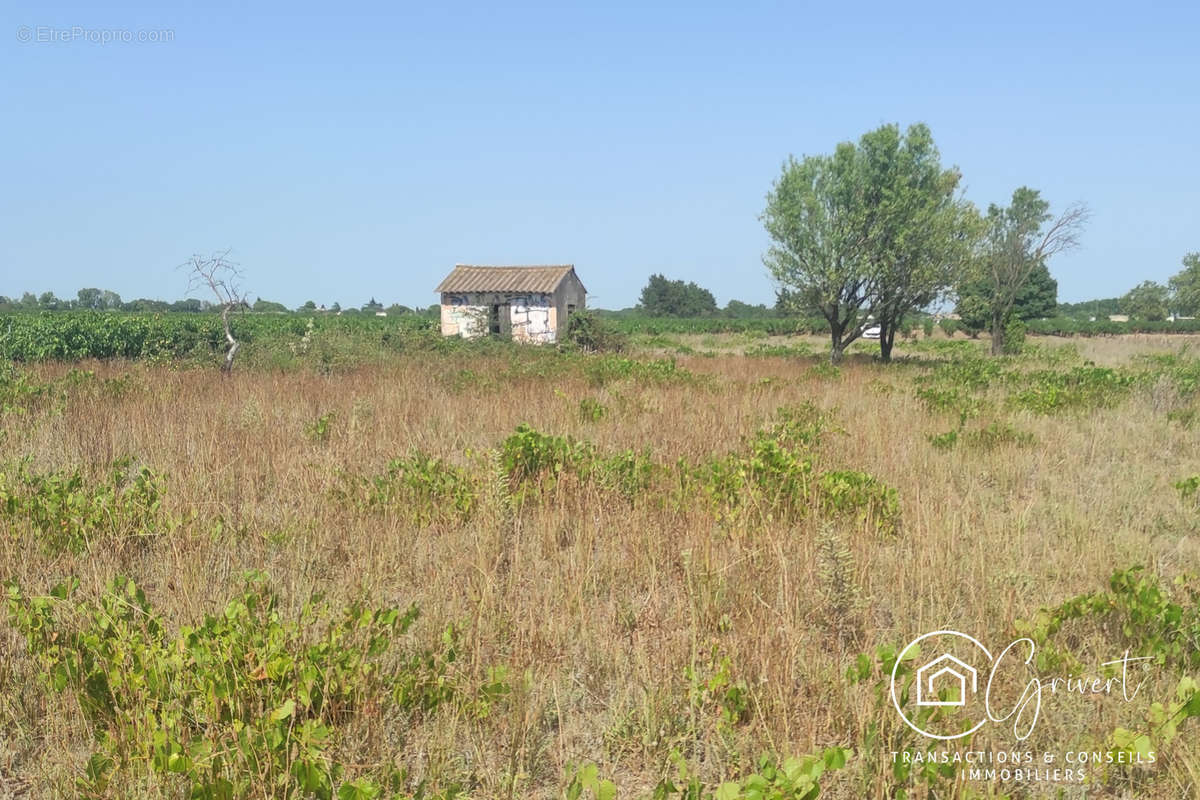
left=436, top=265, right=579, bottom=294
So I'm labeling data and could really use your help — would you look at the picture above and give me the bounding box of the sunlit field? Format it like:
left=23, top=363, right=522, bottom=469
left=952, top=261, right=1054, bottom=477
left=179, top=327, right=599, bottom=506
left=2, top=332, right=1199, bottom=799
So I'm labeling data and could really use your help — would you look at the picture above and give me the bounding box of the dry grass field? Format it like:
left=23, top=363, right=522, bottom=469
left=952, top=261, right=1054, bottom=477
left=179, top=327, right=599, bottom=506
left=1, top=333, right=1199, bottom=799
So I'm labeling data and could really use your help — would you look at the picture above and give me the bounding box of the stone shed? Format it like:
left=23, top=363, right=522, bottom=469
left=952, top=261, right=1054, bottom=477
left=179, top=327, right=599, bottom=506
left=436, top=265, right=587, bottom=343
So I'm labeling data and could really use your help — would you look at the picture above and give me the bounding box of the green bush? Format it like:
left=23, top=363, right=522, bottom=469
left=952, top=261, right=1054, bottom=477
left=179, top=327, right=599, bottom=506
left=1002, top=315, right=1026, bottom=355
left=564, top=310, right=628, bottom=353
left=817, top=470, right=900, bottom=534
left=962, top=420, right=1035, bottom=449
left=564, top=747, right=850, bottom=800
left=338, top=452, right=477, bottom=524
left=1008, top=367, right=1136, bottom=415
left=501, top=424, right=595, bottom=492
left=578, top=397, right=608, bottom=423
left=0, top=457, right=172, bottom=554
left=937, top=318, right=960, bottom=337
left=689, top=407, right=830, bottom=522
left=6, top=572, right=474, bottom=798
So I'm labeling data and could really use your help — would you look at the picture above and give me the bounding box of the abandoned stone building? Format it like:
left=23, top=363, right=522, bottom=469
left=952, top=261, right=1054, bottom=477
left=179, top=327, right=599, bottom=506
left=435, top=265, right=587, bottom=344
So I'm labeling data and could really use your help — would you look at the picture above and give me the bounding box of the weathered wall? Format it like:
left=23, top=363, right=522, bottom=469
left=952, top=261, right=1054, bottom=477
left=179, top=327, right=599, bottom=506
left=440, top=284, right=584, bottom=343
left=509, top=294, right=554, bottom=343
left=554, top=273, right=587, bottom=337
left=440, top=294, right=488, bottom=338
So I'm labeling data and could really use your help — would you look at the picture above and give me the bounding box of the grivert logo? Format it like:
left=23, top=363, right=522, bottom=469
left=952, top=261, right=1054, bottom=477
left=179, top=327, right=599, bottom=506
left=891, top=629, right=1152, bottom=741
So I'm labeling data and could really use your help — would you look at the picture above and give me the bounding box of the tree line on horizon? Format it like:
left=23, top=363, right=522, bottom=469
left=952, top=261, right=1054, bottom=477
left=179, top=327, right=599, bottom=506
left=0, top=289, right=441, bottom=318
left=6, top=255, right=1198, bottom=338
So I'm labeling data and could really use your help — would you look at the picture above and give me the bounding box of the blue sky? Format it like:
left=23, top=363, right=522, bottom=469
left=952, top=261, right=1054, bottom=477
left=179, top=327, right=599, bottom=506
left=3, top=1, right=1197, bottom=309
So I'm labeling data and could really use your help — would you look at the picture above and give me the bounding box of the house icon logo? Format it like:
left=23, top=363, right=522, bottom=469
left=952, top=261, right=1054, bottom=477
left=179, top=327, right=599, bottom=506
left=915, top=653, right=977, bottom=707
left=891, top=629, right=992, bottom=740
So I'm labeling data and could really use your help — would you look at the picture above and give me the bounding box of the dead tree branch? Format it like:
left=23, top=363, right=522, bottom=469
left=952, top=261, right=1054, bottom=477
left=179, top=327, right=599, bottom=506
left=180, top=250, right=249, bottom=374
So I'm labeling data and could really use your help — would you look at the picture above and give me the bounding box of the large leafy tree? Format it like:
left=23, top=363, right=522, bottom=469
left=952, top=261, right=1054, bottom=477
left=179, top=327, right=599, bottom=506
left=1169, top=252, right=1200, bottom=317
left=856, top=124, right=978, bottom=361
left=637, top=274, right=717, bottom=316
left=76, top=287, right=104, bottom=310
left=762, top=138, right=879, bottom=363
left=955, top=261, right=1057, bottom=326
left=1122, top=280, right=1170, bottom=321
left=975, top=188, right=1088, bottom=354
left=762, top=123, right=975, bottom=363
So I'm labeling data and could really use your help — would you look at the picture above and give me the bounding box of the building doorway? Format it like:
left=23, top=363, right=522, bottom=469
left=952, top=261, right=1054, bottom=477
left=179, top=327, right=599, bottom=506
left=489, top=304, right=510, bottom=337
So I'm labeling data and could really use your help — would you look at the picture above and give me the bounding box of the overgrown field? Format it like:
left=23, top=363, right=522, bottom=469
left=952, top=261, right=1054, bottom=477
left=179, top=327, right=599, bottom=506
left=2, top=334, right=1200, bottom=799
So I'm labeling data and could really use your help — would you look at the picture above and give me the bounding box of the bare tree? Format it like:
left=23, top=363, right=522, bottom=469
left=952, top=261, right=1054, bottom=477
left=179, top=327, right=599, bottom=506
left=982, top=188, right=1089, bottom=354
left=181, top=250, right=249, bottom=373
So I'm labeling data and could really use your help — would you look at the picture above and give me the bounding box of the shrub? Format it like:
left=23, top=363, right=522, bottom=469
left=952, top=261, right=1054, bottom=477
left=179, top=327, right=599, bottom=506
left=744, top=342, right=812, bottom=358
left=1008, top=367, right=1136, bottom=415
left=1177, top=475, right=1200, bottom=508
left=564, top=748, right=850, bottom=800
left=927, top=429, right=958, bottom=450
left=581, top=356, right=694, bottom=388
left=817, top=470, right=900, bottom=534
left=502, top=423, right=593, bottom=482
left=692, top=407, right=833, bottom=522
left=305, top=411, right=336, bottom=443
left=0, top=457, right=171, bottom=554
left=595, top=449, right=655, bottom=501
left=578, top=397, right=607, bottom=423
left=337, top=452, right=477, bottom=524
left=1003, top=316, right=1026, bottom=355
left=0, top=363, right=52, bottom=414
left=564, top=310, right=628, bottom=353
left=962, top=420, right=1035, bottom=449
left=5, top=572, right=468, bottom=798
left=1018, top=566, right=1200, bottom=671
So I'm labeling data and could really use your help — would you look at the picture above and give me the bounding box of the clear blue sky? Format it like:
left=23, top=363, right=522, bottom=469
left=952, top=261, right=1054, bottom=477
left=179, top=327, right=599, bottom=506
left=3, top=1, right=1197, bottom=309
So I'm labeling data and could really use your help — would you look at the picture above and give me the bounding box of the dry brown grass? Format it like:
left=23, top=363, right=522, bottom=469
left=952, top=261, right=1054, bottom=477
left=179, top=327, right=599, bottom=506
left=1, top=334, right=1199, bottom=799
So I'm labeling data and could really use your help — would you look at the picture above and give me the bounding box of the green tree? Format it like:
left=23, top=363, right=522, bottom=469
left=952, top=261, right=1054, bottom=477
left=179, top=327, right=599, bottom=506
left=637, top=274, right=717, bottom=316
left=956, top=261, right=1057, bottom=324
left=299, top=300, right=318, bottom=312
left=762, top=139, right=878, bottom=363
left=1122, top=280, right=1170, bottom=321
left=126, top=298, right=170, bottom=312
left=76, top=287, right=104, bottom=310
left=252, top=298, right=288, bottom=313
left=763, top=123, right=977, bottom=362
left=955, top=294, right=989, bottom=337
left=855, top=123, right=979, bottom=361
left=38, top=291, right=62, bottom=310
left=724, top=299, right=772, bottom=318
left=975, top=188, right=1088, bottom=354
left=1169, top=252, right=1200, bottom=317
left=1057, top=296, right=1120, bottom=318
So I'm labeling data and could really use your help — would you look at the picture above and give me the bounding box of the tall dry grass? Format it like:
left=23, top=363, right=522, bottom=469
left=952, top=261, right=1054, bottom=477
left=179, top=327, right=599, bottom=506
left=1, top=334, right=1198, bottom=798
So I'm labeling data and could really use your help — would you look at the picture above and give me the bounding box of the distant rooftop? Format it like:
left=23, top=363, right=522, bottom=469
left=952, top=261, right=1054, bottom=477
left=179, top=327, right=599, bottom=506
left=436, top=265, right=583, bottom=294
